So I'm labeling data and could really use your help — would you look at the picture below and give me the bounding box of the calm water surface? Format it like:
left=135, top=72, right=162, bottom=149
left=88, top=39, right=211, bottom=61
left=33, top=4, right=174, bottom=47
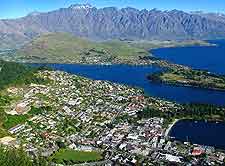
left=151, top=40, right=225, bottom=75
left=169, top=120, right=225, bottom=150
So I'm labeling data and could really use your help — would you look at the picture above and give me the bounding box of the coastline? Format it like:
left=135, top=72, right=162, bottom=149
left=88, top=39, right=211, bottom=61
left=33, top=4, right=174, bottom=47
left=164, top=119, right=180, bottom=137
left=149, top=79, right=225, bottom=92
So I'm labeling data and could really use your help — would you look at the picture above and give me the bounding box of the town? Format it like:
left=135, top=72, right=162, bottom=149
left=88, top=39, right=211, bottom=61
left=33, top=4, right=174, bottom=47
left=0, top=70, right=224, bottom=165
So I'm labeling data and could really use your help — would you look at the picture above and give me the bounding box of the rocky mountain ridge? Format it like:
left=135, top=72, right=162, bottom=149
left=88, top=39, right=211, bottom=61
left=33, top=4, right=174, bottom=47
left=0, top=4, right=225, bottom=49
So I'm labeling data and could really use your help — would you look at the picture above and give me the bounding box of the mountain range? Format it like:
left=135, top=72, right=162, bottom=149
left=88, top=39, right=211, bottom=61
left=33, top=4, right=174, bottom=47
left=1, top=4, right=225, bottom=49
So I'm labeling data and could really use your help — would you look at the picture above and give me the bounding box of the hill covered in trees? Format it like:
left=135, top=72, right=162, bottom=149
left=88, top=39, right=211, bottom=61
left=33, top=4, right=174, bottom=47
left=0, top=61, right=47, bottom=89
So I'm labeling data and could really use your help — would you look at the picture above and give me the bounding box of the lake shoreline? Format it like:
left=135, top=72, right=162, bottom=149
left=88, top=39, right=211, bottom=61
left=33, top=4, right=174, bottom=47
left=164, top=119, right=180, bottom=137
left=148, top=78, right=225, bottom=92
left=29, top=63, right=225, bottom=106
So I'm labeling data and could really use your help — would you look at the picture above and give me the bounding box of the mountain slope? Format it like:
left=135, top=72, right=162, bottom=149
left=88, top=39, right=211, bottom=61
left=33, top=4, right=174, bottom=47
left=11, top=33, right=147, bottom=63
left=1, top=4, right=225, bottom=49
left=3, top=33, right=211, bottom=64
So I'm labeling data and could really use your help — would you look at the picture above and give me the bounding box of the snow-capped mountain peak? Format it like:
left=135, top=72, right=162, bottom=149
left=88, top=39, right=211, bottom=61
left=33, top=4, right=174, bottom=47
left=69, top=4, right=93, bottom=10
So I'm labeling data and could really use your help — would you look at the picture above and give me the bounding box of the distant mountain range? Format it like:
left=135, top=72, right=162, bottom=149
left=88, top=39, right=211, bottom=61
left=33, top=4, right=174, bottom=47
left=1, top=4, right=225, bottom=49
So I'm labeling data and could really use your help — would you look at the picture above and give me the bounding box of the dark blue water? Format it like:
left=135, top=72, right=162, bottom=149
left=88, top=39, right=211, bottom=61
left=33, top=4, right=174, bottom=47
left=32, top=64, right=225, bottom=106
left=169, top=120, right=225, bottom=150
left=151, top=40, right=225, bottom=75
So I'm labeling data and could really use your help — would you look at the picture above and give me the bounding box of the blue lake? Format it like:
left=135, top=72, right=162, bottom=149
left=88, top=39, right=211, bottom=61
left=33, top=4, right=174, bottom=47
left=32, top=64, right=225, bottom=106
left=169, top=120, right=225, bottom=150
left=151, top=40, right=225, bottom=75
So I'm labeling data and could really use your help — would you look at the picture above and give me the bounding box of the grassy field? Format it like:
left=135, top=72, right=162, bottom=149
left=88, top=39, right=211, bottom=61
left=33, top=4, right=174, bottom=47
left=160, top=73, right=187, bottom=83
left=51, top=149, right=103, bottom=164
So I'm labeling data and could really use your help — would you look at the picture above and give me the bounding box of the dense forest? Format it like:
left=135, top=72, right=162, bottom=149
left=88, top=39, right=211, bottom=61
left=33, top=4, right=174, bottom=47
left=0, top=61, right=48, bottom=89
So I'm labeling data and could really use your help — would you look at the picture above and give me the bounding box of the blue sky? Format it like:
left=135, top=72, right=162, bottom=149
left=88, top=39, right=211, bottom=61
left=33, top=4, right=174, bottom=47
left=1, top=0, right=225, bottom=19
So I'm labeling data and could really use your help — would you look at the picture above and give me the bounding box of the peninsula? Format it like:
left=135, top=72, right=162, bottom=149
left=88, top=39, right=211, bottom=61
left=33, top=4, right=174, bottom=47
left=148, top=68, right=225, bottom=91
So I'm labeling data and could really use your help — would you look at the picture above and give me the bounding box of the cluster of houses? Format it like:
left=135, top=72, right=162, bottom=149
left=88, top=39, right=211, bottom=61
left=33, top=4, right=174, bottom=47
left=1, top=70, right=225, bottom=165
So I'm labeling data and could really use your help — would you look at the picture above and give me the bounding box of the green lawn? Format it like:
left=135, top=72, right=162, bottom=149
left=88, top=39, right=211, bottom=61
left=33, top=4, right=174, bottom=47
left=52, top=149, right=103, bottom=164
left=3, top=114, right=29, bottom=129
